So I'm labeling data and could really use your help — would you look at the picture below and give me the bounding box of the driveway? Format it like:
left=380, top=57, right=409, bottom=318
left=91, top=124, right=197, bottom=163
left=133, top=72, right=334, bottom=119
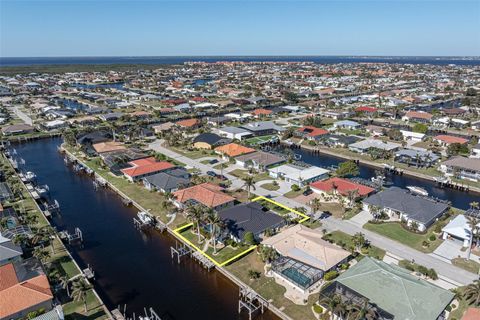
left=349, top=210, right=372, bottom=227
left=432, top=240, right=480, bottom=264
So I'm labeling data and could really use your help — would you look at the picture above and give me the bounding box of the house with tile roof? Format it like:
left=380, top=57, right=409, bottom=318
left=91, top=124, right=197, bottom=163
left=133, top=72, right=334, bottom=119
left=296, top=126, right=329, bottom=140
left=120, top=157, right=175, bottom=182
left=214, top=143, right=256, bottom=159
left=175, top=118, right=200, bottom=129
left=310, top=177, right=375, bottom=200
left=92, top=141, right=126, bottom=154
left=434, top=135, right=469, bottom=146
left=0, top=263, right=53, bottom=320
left=402, top=111, right=433, bottom=123
left=263, top=225, right=350, bottom=292
left=321, top=257, right=454, bottom=320
left=172, top=183, right=235, bottom=211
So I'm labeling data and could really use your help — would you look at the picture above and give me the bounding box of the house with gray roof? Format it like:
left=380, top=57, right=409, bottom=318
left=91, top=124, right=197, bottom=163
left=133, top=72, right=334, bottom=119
left=235, top=151, right=285, bottom=171
left=241, top=121, right=286, bottom=136
left=143, top=168, right=190, bottom=193
left=0, top=233, right=23, bottom=266
left=218, top=202, right=284, bottom=242
left=395, top=149, right=440, bottom=167
left=439, top=156, right=480, bottom=182
left=363, top=187, right=449, bottom=231
left=349, top=139, right=401, bottom=154
left=321, top=257, right=454, bottom=320
left=218, top=126, right=253, bottom=140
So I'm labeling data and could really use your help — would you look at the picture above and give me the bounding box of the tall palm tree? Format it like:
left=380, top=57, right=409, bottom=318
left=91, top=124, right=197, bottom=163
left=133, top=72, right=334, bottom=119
left=33, top=247, right=51, bottom=264
left=185, top=204, right=205, bottom=243
left=58, top=274, right=70, bottom=297
left=310, top=197, right=322, bottom=217
left=241, top=176, right=256, bottom=199
left=467, top=216, right=480, bottom=260
left=71, top=278, right=92, bottom=313
left=346, top=299, right=380, bottom=320
left=319, top=294, right=345, bottom=320
left=464, top=280, right=480, bottom=306
left=206, top=210, right=222, bottom=254
left=470, top=201, right=480, bottom=210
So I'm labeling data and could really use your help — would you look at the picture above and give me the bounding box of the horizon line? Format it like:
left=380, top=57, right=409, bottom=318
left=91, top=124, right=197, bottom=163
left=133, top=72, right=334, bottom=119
left=1, top=55, right=480, bottom=59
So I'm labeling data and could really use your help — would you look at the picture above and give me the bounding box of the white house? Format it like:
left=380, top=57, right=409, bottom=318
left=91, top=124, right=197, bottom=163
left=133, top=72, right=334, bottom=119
left=400, top=130, right=424, bottom=143
left=268, top=164, right=329, bottom=187
left=442, top=214, right=477, bottom=247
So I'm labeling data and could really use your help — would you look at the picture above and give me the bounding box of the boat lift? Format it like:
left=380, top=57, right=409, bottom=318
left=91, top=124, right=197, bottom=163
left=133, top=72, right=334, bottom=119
left=238, top=286, right=268, bottom=320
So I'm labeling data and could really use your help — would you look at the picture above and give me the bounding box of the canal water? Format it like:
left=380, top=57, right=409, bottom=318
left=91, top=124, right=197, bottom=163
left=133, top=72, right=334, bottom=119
left=13, top=138, right=276, bottom=320
left=293, top=147, right=479, bottom=210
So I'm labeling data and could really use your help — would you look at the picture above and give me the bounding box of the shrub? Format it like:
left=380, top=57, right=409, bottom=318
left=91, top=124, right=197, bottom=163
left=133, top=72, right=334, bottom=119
left=427, top=268, right=438, bottom=280
left=291, top=184, right=300, bottom=192
left=248, top=269, right=261, bottom=280
left=429, top=234, right=436, bottom=241
left=244, top=232, right=256, bottom=245
left=313, top=304, right=323, bottom=314
left=340, top=263, right=349, bottom=270
left=324, top=270, right=339, bottom=281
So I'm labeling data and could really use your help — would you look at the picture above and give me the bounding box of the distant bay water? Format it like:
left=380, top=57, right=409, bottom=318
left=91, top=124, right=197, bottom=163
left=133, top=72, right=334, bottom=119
left=1, top=56, right=480, bottom=66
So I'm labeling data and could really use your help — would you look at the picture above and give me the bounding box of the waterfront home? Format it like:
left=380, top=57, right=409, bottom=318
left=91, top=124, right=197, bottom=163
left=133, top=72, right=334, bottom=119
left=120, top=157, right=175, bottom=182
left=143, top=168, right=190, bottom=193
left=394, top=149, right=439, bottom=167
left=332, top=120, right=361, bottom=130
left=441, top=214, right=477, bottom=247
left=439, top=156, right=480, bottom=182
left=0, top=261, right=54, bottom=320
left=0, top=234, right=23, bottom=266
left=320, top=257, right=454, bottom=320
left=172, top=182, right=235, bottom=211
left=217, top=126, right=253, bottom=140
left=349, top=139, right=401, bottom=154
left=295, top=126, right=328, bottom=140
left=92, top=141, right=126, bottom=154
left=263, top=225, right=350, bottom=292
left=100, top=148, right=149, bottom=175
left=0, top=183, right=14, bottom=203
left=1, top=124, right=34, bottom=136
left=363, top=187, right=449, bottom=231
left=319, top=134, right=361, bottom=148
left=310, top=177, right=375, bottom=200
left=434, top=134, right=469, bottom=146
left=235, top=151, right=285, bottom=171
left=42, top=119, right=67, bottom=131
left=218, top=202, right=284, bottom=242
left=76, top=131, right=111, bottom=146
left=192, top=133, right=231, bottom=150
left=68, top=115, right=99, bottom=126
left=240, top=121, right=286, bottom=136
left=268, top=164, right=329, bottom=187
left=402, top=110, right=433, bottom=123
left=214, top=143, right=256, bottom=159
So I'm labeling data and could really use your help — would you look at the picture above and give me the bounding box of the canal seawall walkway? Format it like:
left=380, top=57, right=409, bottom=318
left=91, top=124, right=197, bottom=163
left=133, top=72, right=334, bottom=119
left=298, top=143, right=480, bottom=194
left=60, top=145, right=292, bottom=320
left=2, top=152, right=113, bottom=320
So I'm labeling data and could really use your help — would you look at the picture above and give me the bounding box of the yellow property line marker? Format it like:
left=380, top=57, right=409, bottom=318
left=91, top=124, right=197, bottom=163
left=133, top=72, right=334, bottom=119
left=173, top=223, right=257, bottom=267
left=251, top=195, right=310, bottom=223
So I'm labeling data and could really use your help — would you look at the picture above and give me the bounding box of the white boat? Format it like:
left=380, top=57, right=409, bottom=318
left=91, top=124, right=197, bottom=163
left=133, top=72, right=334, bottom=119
left=25, top=171, right=36, bottom=181
left=407, top=186, right=429, bottom=197
left=137, top=211, right=153, bottom=225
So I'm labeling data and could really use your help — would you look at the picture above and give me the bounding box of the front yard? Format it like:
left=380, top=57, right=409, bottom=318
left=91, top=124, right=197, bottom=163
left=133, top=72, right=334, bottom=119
left=363, top=221, right=445, bottom=253
left=322, top=230, right=386, bottom=260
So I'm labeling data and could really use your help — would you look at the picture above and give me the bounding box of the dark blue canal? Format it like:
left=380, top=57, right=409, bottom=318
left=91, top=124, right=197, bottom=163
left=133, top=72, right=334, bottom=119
left=295, top=147, right=479, bottom=210
left=13, top=138, right=274, bottom=320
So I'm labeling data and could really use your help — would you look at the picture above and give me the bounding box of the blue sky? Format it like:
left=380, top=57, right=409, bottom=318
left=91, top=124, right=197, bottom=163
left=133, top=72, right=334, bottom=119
left=1, top=0, right=479, bottom=57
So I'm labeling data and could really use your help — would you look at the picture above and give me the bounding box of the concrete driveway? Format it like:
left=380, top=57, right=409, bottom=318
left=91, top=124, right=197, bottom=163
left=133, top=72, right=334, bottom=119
left=349, top=210, right=372, bottom=227
left=431, top=240, right=480, bottom=264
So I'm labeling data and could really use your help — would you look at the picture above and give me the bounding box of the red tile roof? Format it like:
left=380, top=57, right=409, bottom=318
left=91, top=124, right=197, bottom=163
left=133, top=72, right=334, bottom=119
left=173, top=183, right=235, bottom=208
left=405, top=111, right=433, bottom=120
left=310, top=177, right=375, bottom=197
left=176, top=118, right=200, bottom=127
left=462, top=308, right=480, bottom=320
left=355, top=106, right=378, bottom=113
left=434, top=135, right=468, bottom=145
left=298, top=126, right=329, bottom=137
left=0, top=264, right=53, bottom=319
left=215, top=143, right=256, bottom=157
left=252, top=108, right=273, bottom=116
left=121, top=157, right=175, bottom=178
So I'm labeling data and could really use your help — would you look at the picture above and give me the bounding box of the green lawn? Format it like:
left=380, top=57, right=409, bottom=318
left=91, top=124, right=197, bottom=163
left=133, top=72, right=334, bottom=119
left=226, top=253, right=317, bottom=320
left=363, top=221, right=444, bottom=253
left=245, top=135, right=276, bottom=146
left=229, top=169, right=271, bottom=182
left=323, top=231, right=386, bottom=260
left=283, top=189, right=304, bottom=198
left=179, top=227, right=251, bottom=265
left=452, top=257, right=480, bottom=274
left=260, top=182, right=280, bottom=191
left=63, top=289, right=108, bottom=320
left=169, top=146, right=212, bottom=159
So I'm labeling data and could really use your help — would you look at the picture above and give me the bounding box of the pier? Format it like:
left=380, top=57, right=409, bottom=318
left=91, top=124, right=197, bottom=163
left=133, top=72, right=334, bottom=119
left=238, top=286, right=269, bottom=320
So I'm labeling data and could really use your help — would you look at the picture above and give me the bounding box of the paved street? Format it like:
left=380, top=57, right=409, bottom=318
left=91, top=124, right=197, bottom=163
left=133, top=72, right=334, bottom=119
left=148, top=139, right=478, bottom=285
left=8, top=106, right=33, bottom=125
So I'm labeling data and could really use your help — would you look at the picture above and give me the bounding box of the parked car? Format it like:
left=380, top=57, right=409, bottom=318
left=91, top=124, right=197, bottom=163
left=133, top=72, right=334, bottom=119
left=216, top=174, right=227, bottom=181
left=209, top=159, right=219, bottom=164
left=303, top=188, right=313, bottom=196
left=319, top=212, right=332, bottom=219
left=206, top=171, right=216, bottom=177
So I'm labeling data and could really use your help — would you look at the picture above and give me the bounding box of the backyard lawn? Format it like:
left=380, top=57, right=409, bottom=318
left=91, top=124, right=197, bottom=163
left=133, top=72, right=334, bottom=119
left=226, top=253, right=318, bottom=320
left=363, top=221, right=445, bottom=253
left=63, top=289, right=108, bottom=320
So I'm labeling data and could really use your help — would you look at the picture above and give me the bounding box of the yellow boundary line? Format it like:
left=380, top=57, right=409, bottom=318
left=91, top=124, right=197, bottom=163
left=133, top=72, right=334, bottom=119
left=251, top=195, right=310, bottom=223
left=173, top=197, right=308, bottom=266
left=173, top=223, right=257, bottom=267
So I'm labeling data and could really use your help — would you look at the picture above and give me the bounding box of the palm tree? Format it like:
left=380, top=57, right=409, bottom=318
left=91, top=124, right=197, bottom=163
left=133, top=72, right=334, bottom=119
left=470, top=201, right=480, bottom=211
left=185, top=204, right=205, bottom=243
left=71, top=278, right=92, bottom=313
left=241, top=176, right=256, bottom=199
left=464, top=280, right=480, bottom=306
left=310, top=197, right=322, bottom=217
left=33, top=247, right=51, bottom=264
left=346, top=189, right=359, bottom=208
left=346, top=299, right=380, bottom=320
left=259, top=245, right=278, bottom=263
left=319, top=294, right=346, bottom=320
left=467, top=216, right=480, bottom=260
left=352, top=232, right=367, bottom=252
left=206, top=210, right=222, bottom=254
left=58, top=274, right=70, bottom=297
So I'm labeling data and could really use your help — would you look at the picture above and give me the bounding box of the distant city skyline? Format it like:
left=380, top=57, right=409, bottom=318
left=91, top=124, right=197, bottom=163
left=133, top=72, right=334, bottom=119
left=1, top=0, right=479, bottom=57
